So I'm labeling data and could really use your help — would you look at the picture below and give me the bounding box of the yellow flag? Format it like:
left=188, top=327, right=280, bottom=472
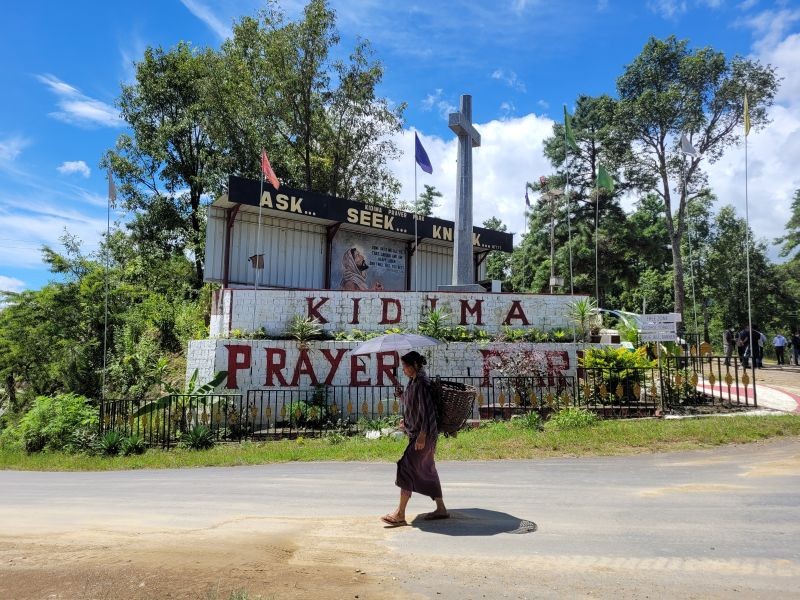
left=744, top=94, right=751, bottom=137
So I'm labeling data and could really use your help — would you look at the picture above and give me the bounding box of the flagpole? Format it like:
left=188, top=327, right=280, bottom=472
left=102, top=173, right=111, bottom=404
left=595, top=178, right=600, bottom=308
left=252, top=171, right=264, bottom=332
left=414, top=161, right=418, bottom=292
left=563, top=108, right=574, bottom=296
left=743, top=109, right=756, bottom=400
left=682, top=152, right=700, bottom=346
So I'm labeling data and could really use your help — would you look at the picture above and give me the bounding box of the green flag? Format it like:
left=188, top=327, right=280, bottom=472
left=564, top=105, right=578, bottom=153
left=597, top=165, right=615, bottom=193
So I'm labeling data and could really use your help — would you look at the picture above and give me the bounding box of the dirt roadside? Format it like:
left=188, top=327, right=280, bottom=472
left=0, top=517, right=415, bottom=600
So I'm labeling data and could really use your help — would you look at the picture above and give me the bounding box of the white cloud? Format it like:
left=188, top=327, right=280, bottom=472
left=57, top=160, right=91, bottom=178
left=180, top=0, right=232, bottom=39
left=490, top=69, right=527, bottom=93
left=0, top=275, right=26, bottom=294
left=703, top=8, right=800, bottom=260
left=421, top=89, right=457, bottom=121
left=389, top=113, right=555, bottom=243
left=37, top=74, right=122, bottom=128
left=647, top=0, right=688, bottom=19
left=0, top=136, right=30, bottom=161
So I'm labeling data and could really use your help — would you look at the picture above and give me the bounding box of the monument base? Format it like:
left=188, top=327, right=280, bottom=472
left=437, top=284, right=488, bottom=293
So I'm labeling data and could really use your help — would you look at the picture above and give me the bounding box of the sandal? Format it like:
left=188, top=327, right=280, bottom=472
left=381, top=514, right=408, bottom=527
left=423, top=511, right=450, bottom=521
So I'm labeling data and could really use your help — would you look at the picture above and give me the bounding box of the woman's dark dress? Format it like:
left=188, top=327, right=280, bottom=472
left=395, top=370, right=442, bottom=499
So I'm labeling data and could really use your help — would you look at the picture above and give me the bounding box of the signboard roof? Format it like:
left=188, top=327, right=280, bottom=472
left=219, top=175, right=514, bottom=253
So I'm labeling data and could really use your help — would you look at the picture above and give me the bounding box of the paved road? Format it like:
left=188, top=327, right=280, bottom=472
left=2, top=439, right=800, bottom=599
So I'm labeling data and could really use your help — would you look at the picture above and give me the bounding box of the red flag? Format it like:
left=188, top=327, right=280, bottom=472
left=261, top=149, right=280, bottom=190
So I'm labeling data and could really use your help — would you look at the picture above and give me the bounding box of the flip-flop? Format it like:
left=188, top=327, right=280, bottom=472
left=423, top=512, right=450, bottom=521
left=381, top=515, right=408, bottom=527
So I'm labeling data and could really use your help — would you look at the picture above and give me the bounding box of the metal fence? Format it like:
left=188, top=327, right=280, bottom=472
left=100, top=356, right=756, bottom=447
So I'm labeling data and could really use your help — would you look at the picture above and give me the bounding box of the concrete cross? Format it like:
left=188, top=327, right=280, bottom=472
left=448, top=94, right=481, bottom=287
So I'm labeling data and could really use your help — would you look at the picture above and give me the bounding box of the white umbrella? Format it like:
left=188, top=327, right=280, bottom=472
left=349, top=333, right=443, bottom=356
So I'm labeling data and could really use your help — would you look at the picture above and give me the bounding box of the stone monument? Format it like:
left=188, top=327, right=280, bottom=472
left=439, top=94, right=486, bottom=293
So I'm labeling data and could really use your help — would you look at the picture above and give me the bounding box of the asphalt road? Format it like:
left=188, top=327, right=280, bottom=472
left=2, top=439, right=800, bottom=599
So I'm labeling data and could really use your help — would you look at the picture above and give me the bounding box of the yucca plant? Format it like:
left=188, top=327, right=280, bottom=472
left=287, top=314, right=323, bottom=347
left=419, top=308, right=452, bottom=340
left=96, top=431, right=124, bottom=456
left=181, top=425, right=215, bottom=450
left=120, top=434, right=147, bottom=456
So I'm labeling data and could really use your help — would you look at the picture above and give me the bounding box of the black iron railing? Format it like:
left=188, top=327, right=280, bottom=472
left=100, top=356, right=756, bottom=447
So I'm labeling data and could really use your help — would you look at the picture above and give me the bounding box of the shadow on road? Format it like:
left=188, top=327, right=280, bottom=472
left=410, top=508, right=537, bottom=536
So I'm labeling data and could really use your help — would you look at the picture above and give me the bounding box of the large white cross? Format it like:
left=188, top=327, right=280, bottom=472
left=448, top=95, right=481, bottom=286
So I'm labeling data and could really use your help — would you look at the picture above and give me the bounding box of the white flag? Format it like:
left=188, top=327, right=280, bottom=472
left=680, top=133, right=698, bottom=157
left=107, top=169, right=117, bottom=203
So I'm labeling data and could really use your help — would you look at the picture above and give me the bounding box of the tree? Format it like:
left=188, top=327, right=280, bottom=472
left=415, top=184, right=442, bottom=217
left=615, top=35, right=778, bottom=322
left=777, top=188, right=800, bottom=258
left=210, top=0, right=405, bottom=205
left=482, top=217, right=511, bottom=282
left=103, top=42, right=223, bottom=287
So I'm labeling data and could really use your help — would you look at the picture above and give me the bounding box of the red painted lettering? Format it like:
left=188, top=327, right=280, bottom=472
left=224, top=344, right=251, bottom=389
left=376, top=352, right=399, bottom=386
left=321, top=349, right=348, bottom=385
left=459, top=299, right=484, bottom=325
left=264, top=348, right=289, bottom=386
left=290, top=349, right=319, bottom=386
left=503, top=300, right=530, bottom=326
left=427, top=297, right=438, bottom=311
left=350, top=355, right=371, bottom=387
left=305, top=296, right=330, bottom=324
left=380, top=298, right=402, bottom=324
left=349, top=297, right=361, bottom=325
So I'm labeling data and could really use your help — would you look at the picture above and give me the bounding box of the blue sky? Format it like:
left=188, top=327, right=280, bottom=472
left=1, top=0, right=799, bottom=293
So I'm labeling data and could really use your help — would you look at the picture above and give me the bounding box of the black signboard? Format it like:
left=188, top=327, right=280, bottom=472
left=227, top=175, right=513, bottom=252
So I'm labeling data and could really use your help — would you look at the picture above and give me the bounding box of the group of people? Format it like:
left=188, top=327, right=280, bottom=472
left=723, top=326, right=800, bottom=368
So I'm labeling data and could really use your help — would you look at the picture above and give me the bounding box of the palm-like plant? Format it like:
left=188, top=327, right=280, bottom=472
left=566, top=298, right=601, bottom=342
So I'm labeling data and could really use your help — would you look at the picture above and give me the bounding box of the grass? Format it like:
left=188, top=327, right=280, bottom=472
left=2, top=414, right=800, bottom=472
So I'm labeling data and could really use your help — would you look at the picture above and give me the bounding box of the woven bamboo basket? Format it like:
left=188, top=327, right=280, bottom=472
left=432, top=378, right=476, bottom=436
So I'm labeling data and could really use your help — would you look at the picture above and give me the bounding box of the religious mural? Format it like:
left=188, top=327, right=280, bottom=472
left=330, top=230, right=406, bottom=291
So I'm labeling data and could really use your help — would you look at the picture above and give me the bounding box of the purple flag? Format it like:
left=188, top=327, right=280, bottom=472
left=415, top=132, right=433, bottom=174
left=525, top=188, right=531, bottom=208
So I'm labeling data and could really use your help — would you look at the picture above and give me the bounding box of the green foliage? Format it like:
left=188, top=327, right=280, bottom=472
left=566, top=297, right=600, bottom=341
left=1, top=393, right=99, bottom=454
left=415, top=184, right=442, bottom=217
left=286, top=315, right=323, bottom=344
left=181, top=425, right=215, bottom=450
left=548, top=407, right=599, bottom=430
left=418, top=308, right=452, bottom=340
left=581, top=346, right=656, bottom=372
left=357, top=414, right=401, bottom=431
left=96, top=431, right=125, bottom=456
left=510, top=411, right=542, bottom=430
left=120, top=434, right=147, bottom=456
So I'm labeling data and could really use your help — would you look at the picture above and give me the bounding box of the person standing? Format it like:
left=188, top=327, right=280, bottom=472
left=791, top=332, right=800, bottom=366
left=382, top=351, right=448, bottom=526
left=773, top=332, right=787, bottom=365
left=757, top=329, right=766, bottom=368
left=724, top=328, right=736, bottom=366
left=737, top=326, right=750, bottom=368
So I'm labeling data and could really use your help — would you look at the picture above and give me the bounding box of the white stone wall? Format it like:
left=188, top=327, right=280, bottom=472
left=187, top=339, right=584, bottom=392
left=210, top=289, right=586, bottom=337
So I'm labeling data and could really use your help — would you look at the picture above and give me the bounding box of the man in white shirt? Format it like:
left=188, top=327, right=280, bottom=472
left=773, top=333, right=787, bottom=365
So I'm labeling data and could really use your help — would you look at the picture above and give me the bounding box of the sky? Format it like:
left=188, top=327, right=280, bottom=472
left=1, top=0, right=799, bottom=294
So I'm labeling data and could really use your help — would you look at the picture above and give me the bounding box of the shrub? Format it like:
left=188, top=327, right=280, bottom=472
left=96, top=431, right=125, bottom=456
left=548, top=407, right=599, bottom=429
left=510, top=411, right=542, bottom=430
left=9, top=393, right=99, bottom=453
left=287, top=315, right=323, bottom=344
left=181, top=424, right=215, bottom=450
left=120, top=434, right=147, bottom=456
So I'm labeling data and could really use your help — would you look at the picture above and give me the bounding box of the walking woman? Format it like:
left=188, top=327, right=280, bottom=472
left=381, top=351, right=448, bottom=526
